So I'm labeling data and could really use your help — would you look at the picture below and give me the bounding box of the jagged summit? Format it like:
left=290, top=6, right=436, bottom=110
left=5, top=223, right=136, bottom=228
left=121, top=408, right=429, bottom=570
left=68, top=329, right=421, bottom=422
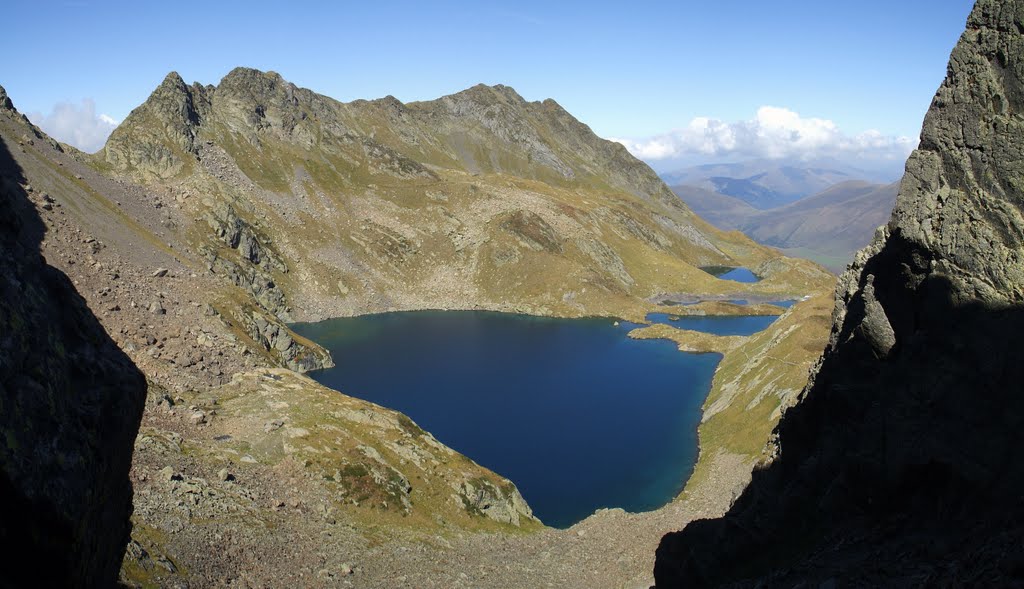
left=215, top=67, right=296, bottom=100
left=100, top=67, right=684, bottom=205
left=159, top=70, right=186, bottom=88
left=439, top=82, right=530, bottom=104
left=90, top=65, right=827, bottom=325
left=0, top=84, right=13, bottom=111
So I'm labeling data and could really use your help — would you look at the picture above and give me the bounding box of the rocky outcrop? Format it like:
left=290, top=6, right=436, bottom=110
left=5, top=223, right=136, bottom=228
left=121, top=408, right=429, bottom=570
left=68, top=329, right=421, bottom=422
left=239, top=308, right=334, bottom=372
left=205, top=202, right=288, bottom=273
left=1, top=85, right=63, bottom=153
left=0, top=86, right=12, bottom=112
left=103, top=72, right=210, bottom=178
left=203, top=249, right=289, bottom=317
left=459, top=478, right=535, bottom=526
left=0, top=113, right=146, bottom=585
left=501, top=209, right=564, bottom=253
left=654, top=1, right=1024, bottom=586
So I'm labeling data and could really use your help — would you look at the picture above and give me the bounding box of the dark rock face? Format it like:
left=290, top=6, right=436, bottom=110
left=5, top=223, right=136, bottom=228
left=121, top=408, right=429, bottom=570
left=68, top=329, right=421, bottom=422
left=0, top=113, right=146, bottom=585
left=654, top=1, right=1024, bottom=586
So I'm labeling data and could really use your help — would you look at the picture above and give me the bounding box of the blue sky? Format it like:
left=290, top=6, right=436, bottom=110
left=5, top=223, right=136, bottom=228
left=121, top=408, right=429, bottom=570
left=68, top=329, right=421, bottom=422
left=3, top=0, right=975, bottom=171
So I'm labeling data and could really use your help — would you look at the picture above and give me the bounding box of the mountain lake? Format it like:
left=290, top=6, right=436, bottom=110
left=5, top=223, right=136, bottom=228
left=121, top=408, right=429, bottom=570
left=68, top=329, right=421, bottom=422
left=645, top=313, right=781, bottom=336
left=292, top=310, right=728, bottom=528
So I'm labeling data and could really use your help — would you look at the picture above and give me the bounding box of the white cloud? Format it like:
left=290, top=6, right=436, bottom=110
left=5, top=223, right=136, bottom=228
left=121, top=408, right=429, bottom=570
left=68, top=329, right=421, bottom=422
left=610, top=106, right=917, bottom=164
left=27, top=99, right=119, bottom=153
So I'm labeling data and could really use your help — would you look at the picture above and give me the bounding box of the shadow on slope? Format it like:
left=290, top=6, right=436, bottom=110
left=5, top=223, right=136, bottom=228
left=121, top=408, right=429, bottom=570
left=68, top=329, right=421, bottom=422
left=654, top=230, right=1024, bottom=587
left=0, top=132, right=147, bottom=586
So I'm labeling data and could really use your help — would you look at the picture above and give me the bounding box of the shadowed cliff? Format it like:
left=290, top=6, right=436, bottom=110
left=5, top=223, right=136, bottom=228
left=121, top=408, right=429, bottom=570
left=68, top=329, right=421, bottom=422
left=0, top=99, right=147, bottom=587
left=654, top=1, right=1024, bottom=586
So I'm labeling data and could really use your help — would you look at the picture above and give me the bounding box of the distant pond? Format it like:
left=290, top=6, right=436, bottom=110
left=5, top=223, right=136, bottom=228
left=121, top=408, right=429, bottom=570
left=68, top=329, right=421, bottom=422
left=645, top=313, right=781, bottom=336
left=661, top=299, right=797, bottom=308
left=292, top=311, right=721, bottom=528
left=701, top=266, right=760, bottom=283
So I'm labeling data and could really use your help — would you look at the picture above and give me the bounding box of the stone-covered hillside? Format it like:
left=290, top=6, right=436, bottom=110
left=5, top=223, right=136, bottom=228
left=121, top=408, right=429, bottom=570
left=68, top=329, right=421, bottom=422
left=0, top=88, right=146, bottom=587
left=98, top=68, right=830, bottom=325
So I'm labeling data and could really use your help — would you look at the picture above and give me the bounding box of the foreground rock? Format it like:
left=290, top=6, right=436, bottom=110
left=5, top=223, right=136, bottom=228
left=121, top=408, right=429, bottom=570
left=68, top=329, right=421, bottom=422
left=0, top=100, right=146, bottom=586
left=123, top=369, right=539, bottom=587
left=655, top=1, right=1024, bottom=585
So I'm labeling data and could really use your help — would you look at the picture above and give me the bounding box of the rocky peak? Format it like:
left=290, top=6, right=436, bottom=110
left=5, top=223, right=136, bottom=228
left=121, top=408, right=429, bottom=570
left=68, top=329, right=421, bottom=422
left=216, top=67, right=290, bottom=102
left=491, top=83, right=526, bottom=102
left=654, top=0, right=1024, bottom=585
left=374, top=94, right=406, bottom=110
left=209, top=67, right=326, bottom=147
left=447, top=83, right=528, bottom=106
left=150, top=71, right=209, bottom=129
left=158, top=70, right=187, bottom=92
left=0, top=84, right=13, bottom=112
left=102, top=70, right=211, bottom=177
left=436, top=83, right=526, bottom=122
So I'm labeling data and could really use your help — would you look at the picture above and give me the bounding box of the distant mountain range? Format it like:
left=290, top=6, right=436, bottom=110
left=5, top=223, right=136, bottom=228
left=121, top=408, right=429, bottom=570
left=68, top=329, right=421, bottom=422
left=661, top=159, right=899, bottom=210
left=673, top=179, right=900, bottom=272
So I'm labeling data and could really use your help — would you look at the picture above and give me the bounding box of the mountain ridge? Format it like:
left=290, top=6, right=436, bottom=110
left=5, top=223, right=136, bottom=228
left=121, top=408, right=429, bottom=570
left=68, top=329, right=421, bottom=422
left=105, top=68, right=684, bottom=207
left=95, top=66, right=830, bottom=328
left=660, top=159, right=898, bottom=209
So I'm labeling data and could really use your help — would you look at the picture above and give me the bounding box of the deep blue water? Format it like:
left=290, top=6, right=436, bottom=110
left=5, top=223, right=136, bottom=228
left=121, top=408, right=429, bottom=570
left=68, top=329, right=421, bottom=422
left=664, top=299, right=795, bottom=308
left=291, top=311, right=721, bottom=528
left=646, top=313, right=780, bottom=336
left=702, top=266, right=760, bottom=283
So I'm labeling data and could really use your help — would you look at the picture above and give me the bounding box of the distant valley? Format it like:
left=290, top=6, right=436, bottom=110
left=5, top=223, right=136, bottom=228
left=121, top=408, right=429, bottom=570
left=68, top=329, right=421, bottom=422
left=666, top=162, right=900, bottom=272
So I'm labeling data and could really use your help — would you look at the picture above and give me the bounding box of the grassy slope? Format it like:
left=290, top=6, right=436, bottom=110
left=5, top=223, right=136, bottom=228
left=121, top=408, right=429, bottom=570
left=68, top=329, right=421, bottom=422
left=746, top=182, right=897, bottom=253
left=680, top=291, right=834, bottom=506
left=674, top=181, right=899, bottom=273
left=190, top=369, right=541, bottom=533
left=97, top=69, right=834, bottom=325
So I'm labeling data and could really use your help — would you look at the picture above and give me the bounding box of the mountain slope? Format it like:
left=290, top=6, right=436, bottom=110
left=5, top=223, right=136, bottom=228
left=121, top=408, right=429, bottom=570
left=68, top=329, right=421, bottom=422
left=0, top=89, right=146, bottom=586
left=747, top=180, right=898, bottom=256
left=96, top=68, right=830, bottom=325
left=0, top=80, right=551, bottom=587
left=671, top=184, right=762, bottom=230
left=675, top=180, right=899, bottom=272
left=655, top=1, right=1024, bottom=585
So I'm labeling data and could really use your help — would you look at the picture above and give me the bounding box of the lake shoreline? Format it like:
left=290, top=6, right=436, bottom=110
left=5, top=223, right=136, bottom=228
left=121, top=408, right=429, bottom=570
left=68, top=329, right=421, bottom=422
left=292, top=309, right=724, bottom=528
